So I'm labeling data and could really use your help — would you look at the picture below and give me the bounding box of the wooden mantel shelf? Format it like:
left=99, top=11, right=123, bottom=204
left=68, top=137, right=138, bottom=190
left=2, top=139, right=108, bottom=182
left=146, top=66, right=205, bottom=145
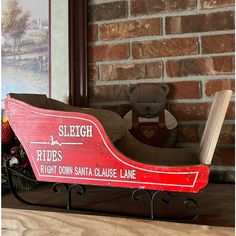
left=2, top=183, right=235, bottom=236
left=2, top=208, right=234, bottom=236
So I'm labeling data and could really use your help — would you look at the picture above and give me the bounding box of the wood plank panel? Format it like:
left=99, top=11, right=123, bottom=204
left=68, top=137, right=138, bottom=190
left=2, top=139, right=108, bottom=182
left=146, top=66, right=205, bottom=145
left=2, top=208, right=234, bottom=236
left=200, top=90, right=232, bottom=164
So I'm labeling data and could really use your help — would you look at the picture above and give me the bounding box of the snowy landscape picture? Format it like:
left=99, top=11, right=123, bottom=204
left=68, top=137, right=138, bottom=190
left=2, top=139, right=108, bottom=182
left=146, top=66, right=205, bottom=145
left=1, top=0, right=50, bottom=103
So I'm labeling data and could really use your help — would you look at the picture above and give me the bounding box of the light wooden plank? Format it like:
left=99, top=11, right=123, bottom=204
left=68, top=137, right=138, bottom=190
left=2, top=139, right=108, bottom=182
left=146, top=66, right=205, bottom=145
left=2, top=208, right=234, bottom=236
left=199, top=90, right=232, bottom=165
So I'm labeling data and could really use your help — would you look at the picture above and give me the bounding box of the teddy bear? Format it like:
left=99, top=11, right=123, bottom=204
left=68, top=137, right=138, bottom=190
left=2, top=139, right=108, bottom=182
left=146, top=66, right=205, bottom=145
left=123, top=83, right=178, bottom=148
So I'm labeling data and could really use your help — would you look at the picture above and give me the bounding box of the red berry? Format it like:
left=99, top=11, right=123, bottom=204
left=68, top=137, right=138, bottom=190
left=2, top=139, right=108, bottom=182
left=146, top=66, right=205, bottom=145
left=10, top=146, right=20, bottom=156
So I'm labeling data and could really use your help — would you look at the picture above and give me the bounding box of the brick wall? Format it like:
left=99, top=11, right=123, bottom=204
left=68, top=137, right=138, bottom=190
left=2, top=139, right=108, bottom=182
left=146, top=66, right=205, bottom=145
left=87, top=0, right=235, bottom=165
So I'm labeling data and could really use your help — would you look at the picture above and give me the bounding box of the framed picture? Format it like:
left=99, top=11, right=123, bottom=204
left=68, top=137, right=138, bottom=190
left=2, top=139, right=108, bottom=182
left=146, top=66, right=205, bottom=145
left=49, top=0, right=88, bottom=106
left=68, top=0, right=88, bottom=107
left=1, top=0, right=51, bottom=104
left=1, top=0, right=88, bottom=106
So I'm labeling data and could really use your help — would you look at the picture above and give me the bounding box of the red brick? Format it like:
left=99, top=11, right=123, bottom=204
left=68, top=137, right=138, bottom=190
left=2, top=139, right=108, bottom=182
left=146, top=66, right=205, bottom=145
left=168, top=81, right=201, bottom=99
left=201, top=0, right=234, bottom=9
left=100, top=18, right=161, bottom=40
left=132, top=38, right=198, bottom=59
left=178, top=125, right=200, bottom=143
left=88, top=25, right=98, bottom=42
left=99, top=62, right=162, bottom=81
left=205, top=79, right=235, bottom=97
left=213, top=56, right=235, bottom=74
left=89, top=66, right=98, bottom=81
left=169, top=103, right=210, bottom=121
left=202, top=34, right=235, bottom=54
left=226, top=102, right=235, bottom=119
left=88, top=1, right=128, bottom=22
left=166, top=11, right=234, bottom=34
left=212, top=148, right=235, bottom=166
left=218, top=124, right=235, bottom=144
left=100, top=64, right=144, bottom=81
left=89, top=85, right=128, bottom=102
left=207, top=102, right=235, bottom=120
left=146, top=62, right=163, bottom=78
left=131, top=0, right=196, bottom=16
left=206, top=101, right=234, bottom=120
left=166, top=56, right=234, bottom=77
left=89, top=44, right=129, bottom=62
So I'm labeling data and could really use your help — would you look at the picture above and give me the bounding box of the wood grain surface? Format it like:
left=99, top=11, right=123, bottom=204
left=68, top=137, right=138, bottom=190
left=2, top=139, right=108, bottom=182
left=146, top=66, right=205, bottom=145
left=199, top=90, right=232, bottom=164
left=2, top=183, right=234, bottom=227
left=2, top=208, right=234, bottom=236
left=5, top=95, right=210, bottom=193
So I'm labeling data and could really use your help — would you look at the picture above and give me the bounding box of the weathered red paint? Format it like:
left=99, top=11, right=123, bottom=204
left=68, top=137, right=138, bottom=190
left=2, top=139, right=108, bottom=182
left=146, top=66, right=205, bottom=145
left=5, top=97, right=210, bottom=193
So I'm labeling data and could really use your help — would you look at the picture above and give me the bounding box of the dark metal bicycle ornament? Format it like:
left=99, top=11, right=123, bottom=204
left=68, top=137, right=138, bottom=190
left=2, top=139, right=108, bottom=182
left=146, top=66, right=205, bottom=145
left=6, top=159, right=199, bottom=221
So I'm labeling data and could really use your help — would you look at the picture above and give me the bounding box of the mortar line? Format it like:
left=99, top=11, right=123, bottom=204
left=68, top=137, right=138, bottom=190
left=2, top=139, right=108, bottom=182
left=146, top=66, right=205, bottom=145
left=88, top=0, right=122, bottom=6
left=89, top=97, right=235, bottom=104
left=198, top=34, right=202, bottom=55
left=197, top=0, right=201, bottom=10
left=89, top=30, right=235, bottom=45
left=89, top=75, right=235, bottom=86
left=89, top=7, right=234, bottom=24
left=88, top=52, right=234, bottom=66
left=162, top=16, right=166, bottom=36
left=127, top=0, right=131, bottom=18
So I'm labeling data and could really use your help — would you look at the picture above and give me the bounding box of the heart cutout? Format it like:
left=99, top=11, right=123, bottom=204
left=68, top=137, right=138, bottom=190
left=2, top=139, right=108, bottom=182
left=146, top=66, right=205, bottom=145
left=143, top=129, right=155, bottom=139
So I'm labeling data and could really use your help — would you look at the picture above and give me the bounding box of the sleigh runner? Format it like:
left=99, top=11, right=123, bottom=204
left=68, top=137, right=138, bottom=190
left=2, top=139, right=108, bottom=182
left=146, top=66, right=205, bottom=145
left=5, top=90, right=232, bottom=195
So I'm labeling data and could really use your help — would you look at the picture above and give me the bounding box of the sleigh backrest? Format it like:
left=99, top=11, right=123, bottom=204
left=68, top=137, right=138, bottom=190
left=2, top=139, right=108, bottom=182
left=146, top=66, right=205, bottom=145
left=8, top=93, right=127, bottom=143
left=199, top=90, right=232, bottom=165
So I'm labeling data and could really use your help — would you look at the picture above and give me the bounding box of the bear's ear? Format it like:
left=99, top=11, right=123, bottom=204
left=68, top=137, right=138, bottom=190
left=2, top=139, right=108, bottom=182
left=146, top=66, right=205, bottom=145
left=127, top=85, right=136, bottom=95
left=160, top=84, right=170, bottom=96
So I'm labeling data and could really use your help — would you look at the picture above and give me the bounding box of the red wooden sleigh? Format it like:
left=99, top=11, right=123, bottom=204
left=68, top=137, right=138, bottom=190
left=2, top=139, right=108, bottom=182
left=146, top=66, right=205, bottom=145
left=5, top=90, right=232, bottom=195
